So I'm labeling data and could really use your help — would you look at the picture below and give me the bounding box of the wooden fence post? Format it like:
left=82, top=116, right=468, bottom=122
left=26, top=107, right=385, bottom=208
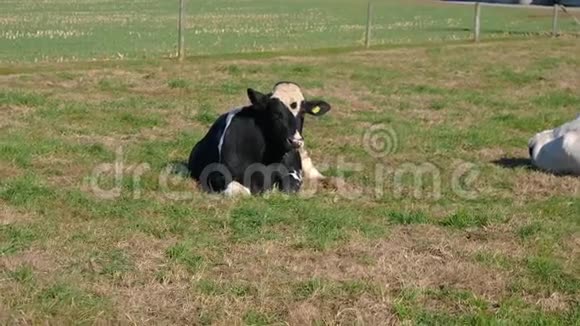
left=365, top=1, right=373, bottom=48
left=552, top=3, right=559, bottom=37
left=178, top=0, right=185, bottom=61
left=474, top=2, right=482, bottom=42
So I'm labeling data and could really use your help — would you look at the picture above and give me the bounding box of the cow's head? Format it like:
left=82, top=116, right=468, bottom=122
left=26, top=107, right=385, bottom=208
left=271, top=82, right=331, bottom=147
left=247, top=88, right=299, bottom=153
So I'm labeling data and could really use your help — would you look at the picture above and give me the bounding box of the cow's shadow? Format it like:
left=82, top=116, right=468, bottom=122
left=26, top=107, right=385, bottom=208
left=492, top=157, right=580, bottom=177
left=492, top=157, right=533, bottom=170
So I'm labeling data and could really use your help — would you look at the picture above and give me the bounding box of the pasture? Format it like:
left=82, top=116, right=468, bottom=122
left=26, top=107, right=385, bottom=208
left=1, top=0, right=579, bottom=62
left=1, top=0, right=580, bottom=323
left=1, top=37, right=579, bottom=324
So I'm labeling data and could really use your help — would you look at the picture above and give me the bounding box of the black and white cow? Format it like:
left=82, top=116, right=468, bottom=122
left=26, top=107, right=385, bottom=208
left=269, top=82, right=332, bottom=180
left=529, top=115, right=580, bottom=175
left=188, top=88, right=304, bottom=196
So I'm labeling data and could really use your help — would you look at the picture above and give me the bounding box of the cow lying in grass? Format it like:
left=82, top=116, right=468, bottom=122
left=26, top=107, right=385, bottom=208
left=529, top=115, right=580, bottom=175
left=188, top=82, right=331, bottom=196
left=188, top=88, right=305, bottom=196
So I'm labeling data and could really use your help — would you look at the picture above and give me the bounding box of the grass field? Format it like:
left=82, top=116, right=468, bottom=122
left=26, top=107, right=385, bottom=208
left=1, top=36, right=579, bottom=324
left=1, top=0, right=579, bottom=63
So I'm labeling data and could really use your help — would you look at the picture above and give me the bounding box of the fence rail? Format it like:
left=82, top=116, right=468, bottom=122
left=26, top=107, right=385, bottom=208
left=467, top=1, right=580, bottom=41
left=0, top=0, right=578, bottom=63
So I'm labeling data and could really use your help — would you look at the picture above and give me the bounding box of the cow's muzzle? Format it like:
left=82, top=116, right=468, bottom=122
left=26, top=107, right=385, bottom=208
left=288, top=136, right=304, bottom=149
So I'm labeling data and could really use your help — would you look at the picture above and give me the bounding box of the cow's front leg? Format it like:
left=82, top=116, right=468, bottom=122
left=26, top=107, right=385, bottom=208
left=224, top=181, right=251, bottom=197
left=299, top=147, right=325, bottom=180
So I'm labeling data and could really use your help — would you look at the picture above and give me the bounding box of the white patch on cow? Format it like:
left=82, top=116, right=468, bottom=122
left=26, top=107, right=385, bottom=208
left=530, top=117, right=580, bottom=175
left=553, top=116, right=580, bottom=137
left=291, top=130, right=304, bottom=148
left=272, top=82, right=305, bottom=117
left=224, top=181, right=251, bottom=197
left=218, top=108, right=242, bottom=161
left=300, top=147, right=325, bottom=180
left=289, top=170, right=303, bottom=182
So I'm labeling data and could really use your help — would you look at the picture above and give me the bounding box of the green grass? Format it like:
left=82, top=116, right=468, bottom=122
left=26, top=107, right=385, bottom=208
left=0, top=38, right=579, bottom=324
left=88, top=249, right=133, bottom=280
left=6, top=265, right=36, bottom=285
left=0, top=0, right=579, bottom=62
left=534, top=91, right=580, bottom=109
left=165, top=242, right=205, bottom=273
left=167, top=78, right=191, bottom=89
left=393, top=286, right=579, bottom=325
left=439, top=210, right=493, bottom=229
left=293, top=278, right=324, bottom=300
left=226, top=196, right=386, bottom=249
left=37, top=283, right=109, bottom=319
left=194, top=102, right=219, bottom=125
left=526, top=256, right=579, bottom=294
left=0, top=90, right=49, bottom=106
left=195, top=279, right=256, bottom=298
left=98, top=78, right=132, bottom=92
left=388, top=210, right=429, bottom=225
left=518, top=221, right=543, bottom=239
left=243, top=310, right=278, bottom=326
left=0, top=225, right=38, bottom=256
left=1, top=174, right=56, bottom=208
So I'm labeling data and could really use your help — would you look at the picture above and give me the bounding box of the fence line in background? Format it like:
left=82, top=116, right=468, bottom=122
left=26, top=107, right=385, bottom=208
left=168, top=0, right=580, bottom=59
left=561, top=5, right=580, bottom=24
left=470, top=2, right=575, bottom=42
left=178, top=0, right=185, bottom=61
left=176, top=0, right=569, bottom=54
left=365, top=1, right=373, bottom=48
left=553, top=3, right=560, bottom=36
left=474, top=2, right=482, bottom=42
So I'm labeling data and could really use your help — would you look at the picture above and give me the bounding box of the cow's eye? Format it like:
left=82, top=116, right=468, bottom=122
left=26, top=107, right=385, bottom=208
left=290, top=102, right=298, bottom=109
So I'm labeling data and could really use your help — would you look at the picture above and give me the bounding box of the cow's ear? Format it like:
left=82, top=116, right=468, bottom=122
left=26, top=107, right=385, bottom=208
left=303, top=100, right=331, bottom=116
left=247, top=88, right=268, bottom=107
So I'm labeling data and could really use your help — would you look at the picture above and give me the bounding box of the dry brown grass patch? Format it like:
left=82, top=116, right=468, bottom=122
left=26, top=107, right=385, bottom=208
left=0, top=202, right=32, bottom=226
left=0, top=105, right=35, bottom=129
left=212, top=226, right=511, bottom=301
left=0, top=249, right=59, bottom=274
left=0, top=163, right=23, bottom=181
left=513, top=170, right=580, bottom=199
left=530, top=292, right=574, bottom=313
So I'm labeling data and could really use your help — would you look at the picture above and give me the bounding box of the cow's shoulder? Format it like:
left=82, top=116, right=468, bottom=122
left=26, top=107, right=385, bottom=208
left=222, top=117, right=265, bottom=159
left=220, top=108, right=266, bottom=173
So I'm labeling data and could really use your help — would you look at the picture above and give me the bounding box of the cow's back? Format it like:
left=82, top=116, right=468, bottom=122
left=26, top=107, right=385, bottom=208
left=188, top=113, right=229, bottom=180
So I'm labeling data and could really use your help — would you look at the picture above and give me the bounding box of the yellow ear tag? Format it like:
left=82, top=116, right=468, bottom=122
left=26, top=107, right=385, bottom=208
left=312, top=106, right=321, bottom=114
